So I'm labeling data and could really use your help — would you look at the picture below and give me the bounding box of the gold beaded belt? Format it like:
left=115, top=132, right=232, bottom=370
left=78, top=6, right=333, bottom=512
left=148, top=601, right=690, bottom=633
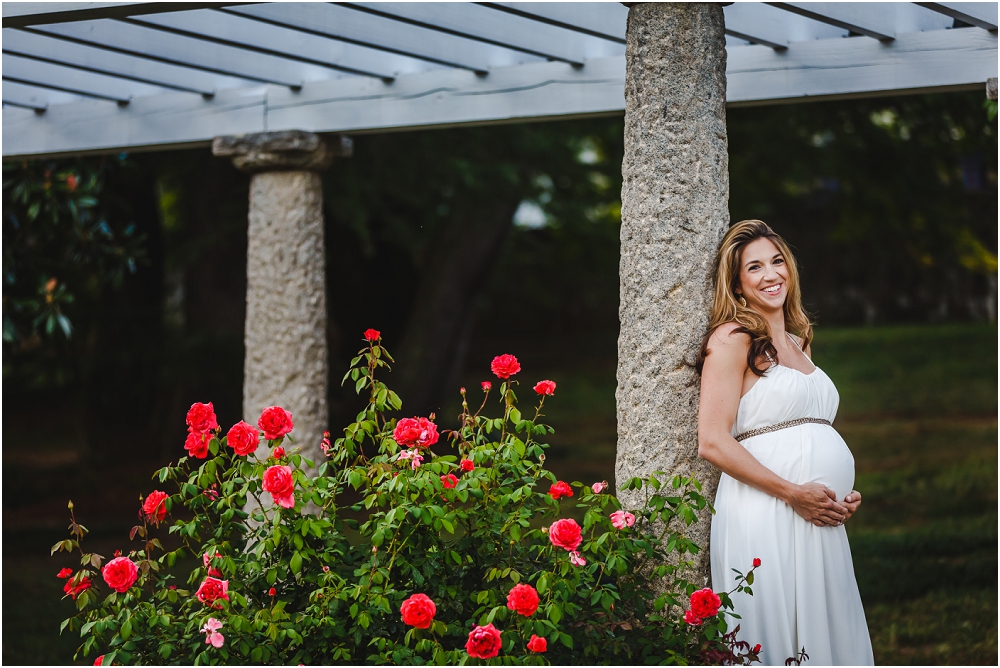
left=734, top=417, right=833, bottom=442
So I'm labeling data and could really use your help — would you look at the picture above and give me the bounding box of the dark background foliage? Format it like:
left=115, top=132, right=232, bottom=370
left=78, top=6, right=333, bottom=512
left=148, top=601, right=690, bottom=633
left=3, top=90, right=997, bottom=664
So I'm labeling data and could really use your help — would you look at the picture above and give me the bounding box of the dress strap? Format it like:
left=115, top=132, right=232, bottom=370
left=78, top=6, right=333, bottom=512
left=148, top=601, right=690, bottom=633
left=785, top=332, right=816, bottom=370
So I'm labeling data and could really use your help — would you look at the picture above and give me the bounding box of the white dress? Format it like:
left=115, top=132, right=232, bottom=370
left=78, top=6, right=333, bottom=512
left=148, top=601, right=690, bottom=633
left=710, top=335, right=874, bottom=666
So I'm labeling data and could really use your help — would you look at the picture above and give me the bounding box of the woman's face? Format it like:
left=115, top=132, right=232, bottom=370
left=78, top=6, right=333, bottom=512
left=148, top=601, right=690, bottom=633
left=736, top=237, right=789, bottom=315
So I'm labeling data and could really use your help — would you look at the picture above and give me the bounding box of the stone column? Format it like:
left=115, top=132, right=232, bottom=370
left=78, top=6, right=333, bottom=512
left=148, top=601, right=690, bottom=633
left=212, top=131, right=351, bottom=465
left=615, top=3, right=729, bottom=586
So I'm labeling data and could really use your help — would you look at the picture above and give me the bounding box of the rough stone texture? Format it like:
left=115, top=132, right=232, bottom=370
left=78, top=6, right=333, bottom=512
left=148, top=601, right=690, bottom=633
left=616, top=3, right=729, bottom=587
left=242, top=170, right=329, bottom=467
left=988, top=77, right=998, bottom=101
left=212, top=131, right=352, bottom=172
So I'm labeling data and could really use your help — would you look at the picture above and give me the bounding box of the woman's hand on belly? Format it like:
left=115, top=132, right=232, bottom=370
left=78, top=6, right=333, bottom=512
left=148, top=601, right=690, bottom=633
left=787, top=482, right=849, bottom=526
left=842, top=490, right=862, bottom=523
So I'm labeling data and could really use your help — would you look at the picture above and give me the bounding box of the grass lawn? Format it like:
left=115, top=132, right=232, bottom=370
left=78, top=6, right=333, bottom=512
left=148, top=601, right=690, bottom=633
left=4, top=323, right=996, bottom=664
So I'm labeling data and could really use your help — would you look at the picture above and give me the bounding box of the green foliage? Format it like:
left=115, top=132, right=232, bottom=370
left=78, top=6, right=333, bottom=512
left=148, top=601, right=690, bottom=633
left=53, top=340, right=752, bottom=665
left=2, top=158, right=147, bottom=349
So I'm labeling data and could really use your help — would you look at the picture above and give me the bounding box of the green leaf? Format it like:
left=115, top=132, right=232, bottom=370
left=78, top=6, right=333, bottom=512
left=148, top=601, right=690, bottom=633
left=290, top=552, right=303, bottom=574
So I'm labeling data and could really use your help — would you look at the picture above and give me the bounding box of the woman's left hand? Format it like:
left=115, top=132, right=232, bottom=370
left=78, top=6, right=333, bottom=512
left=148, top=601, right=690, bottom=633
left=841, top=490, right=862, bottom=523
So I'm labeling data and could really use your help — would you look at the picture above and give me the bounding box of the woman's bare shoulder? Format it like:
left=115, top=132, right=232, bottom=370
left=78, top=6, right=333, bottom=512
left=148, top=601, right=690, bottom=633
left=707, top=322, right=751, bottom=353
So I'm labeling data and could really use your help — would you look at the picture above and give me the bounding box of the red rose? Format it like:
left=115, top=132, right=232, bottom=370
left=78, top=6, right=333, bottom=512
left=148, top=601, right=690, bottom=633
left=57, top=567, right=73, bottom=579
left=441, top=474, right=458, bottom=489
left=533, top=380, right=556, bottom=395
left=268, top=587, right=276, bottom=597
left=481, top=381, right=492, bottom=391
left=93, top=655, right=104, bottom=666
left=505, top=583, right=539, bottom=617
left=490, top=354, right=520, bottom=379
left=273, top=446, right=285, bottom=459
left=465, top=623, right=502, bottom=659
left=460, top=458, right=475, bottom=472
left=102, top=556, right=138, bottom=593
left=186, top=402, right=219, bottom=434
left=753, top=644, right=762, bottom=654
left=64, top=574, right=92, bottom=599
left=184, top=431, right=210, bottom=459
left=262, top=465, right=295, bottom=509
left=66, top=174, right=78, bottom=192
left=684, top=608, right=701, bottom=625
left=142, top=490, right=169, bottom=523
left=527, top=634, right=547, bottom=653
left=196, top=577, right=230, bottom=606
left=753, top=557, right=762, bottom=568
left=258, top=406, right=294, bottom=440
left=226, top=421, right=260, bottom=456
left=548, top=481, right=573, bottom=500
left=400, top=593, right=436, bottom=629
left=689, top=588, right=721, bottom=620
left=364, top=328, right=381, bottom=342
left=548, top=518, right=582, bottom=551
left=393, top=417, right=439, bottom=448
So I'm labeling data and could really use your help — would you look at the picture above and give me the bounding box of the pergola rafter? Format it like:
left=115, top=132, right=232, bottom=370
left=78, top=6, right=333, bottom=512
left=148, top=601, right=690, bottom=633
left=2, top=1, right=996, bottom=159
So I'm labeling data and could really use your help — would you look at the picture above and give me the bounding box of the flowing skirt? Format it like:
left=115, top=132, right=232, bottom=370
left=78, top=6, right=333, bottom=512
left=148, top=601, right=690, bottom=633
left=710, top=424, right=874, bottom=666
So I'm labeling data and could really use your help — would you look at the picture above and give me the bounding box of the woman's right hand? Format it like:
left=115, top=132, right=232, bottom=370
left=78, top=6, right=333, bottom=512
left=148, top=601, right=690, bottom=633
left=787, top=482, right=848, bottom=526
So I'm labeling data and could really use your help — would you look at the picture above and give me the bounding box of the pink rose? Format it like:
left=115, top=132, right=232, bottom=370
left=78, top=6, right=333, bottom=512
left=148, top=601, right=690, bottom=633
left=201, top=617, right=225, bottom=648
left=226, top=421, right=259, bottom=456
left=142, top=490, right=168, bottom=523
left=548, top=481, right=573, bottom=500
left=273, top=446, right=285, bottom=459
left=196, top=576, right=229, bottom=606
left=506, top=583, right=539, bottom=616
left=610, top=510, right=636, bottom=529
left=393, top=417, right=439, bottom=448
left=102, top=556, right=138, bottom=593
left=481, top=381, right=492, bottom=391
left=491, top=354, right=520, bottom=379
left=186, top=402, right=219, bottom=434
left=262, top=465, right=295, bottom=509
left=364, top=328, right=381, bottom=342
left=591, top=481, right=607, bottom=494
left=533, top=380, right=556, bottom=395
left=258, top=406, right=294, bottom=440
left=184, top=431, right=210, bottom=459
left=400, top=593, right=436, bottom=629
left=684, top=608, right=702, bottom=625
left=569, top=551, right=587, bottom=566
left=548, top=518, right=582, bottom=551
left=465, top=623, right=502, bottom=659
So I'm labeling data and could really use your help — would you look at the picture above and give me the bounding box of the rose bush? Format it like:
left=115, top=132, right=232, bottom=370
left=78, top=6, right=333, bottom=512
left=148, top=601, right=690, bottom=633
left=53, top=333, right=762, bottom=665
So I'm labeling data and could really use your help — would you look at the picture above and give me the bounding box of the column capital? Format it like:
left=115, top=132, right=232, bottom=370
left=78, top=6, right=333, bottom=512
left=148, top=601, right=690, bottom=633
left=212, top=130, right=352, bottom=173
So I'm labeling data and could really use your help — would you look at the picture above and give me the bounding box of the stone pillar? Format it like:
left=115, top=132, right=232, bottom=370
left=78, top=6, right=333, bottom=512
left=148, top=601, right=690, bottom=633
left=615, top=3, right=729, bottom=586
left=212, top=131, right=351, bottom=465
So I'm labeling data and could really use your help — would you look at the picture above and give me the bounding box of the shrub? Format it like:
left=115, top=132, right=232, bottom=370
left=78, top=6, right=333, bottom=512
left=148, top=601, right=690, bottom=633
left=54, top=333, right=759, bottom=665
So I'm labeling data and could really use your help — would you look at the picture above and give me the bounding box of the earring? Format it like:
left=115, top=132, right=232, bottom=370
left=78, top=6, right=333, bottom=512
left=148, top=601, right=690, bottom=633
left=737, top=294, right=747, bottom=308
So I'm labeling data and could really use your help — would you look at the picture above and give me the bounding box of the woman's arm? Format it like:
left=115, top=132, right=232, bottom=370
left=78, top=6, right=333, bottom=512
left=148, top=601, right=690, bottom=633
left=697, top=325, right=848, bottom=526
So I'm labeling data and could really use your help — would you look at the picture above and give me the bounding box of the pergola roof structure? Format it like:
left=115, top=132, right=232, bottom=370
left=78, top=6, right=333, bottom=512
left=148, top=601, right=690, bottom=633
left=2, top=1, right=997, bottom=159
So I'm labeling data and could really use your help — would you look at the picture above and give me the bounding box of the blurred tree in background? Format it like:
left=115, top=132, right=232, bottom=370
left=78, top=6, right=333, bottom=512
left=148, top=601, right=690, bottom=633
left=1, top=91, right=995, bottom=458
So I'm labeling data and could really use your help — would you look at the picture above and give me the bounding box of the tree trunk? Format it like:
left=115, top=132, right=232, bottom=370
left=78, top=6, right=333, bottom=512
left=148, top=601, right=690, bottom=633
left=615, top=2, right=730, bottom=587
left=395, top=199, right=520, bottom=415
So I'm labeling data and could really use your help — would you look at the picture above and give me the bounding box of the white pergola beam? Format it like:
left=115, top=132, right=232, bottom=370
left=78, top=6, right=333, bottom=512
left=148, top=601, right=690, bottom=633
left=223, top=3, right=501, bottom=74
left=3, top=28, right=221, bottom=96
left=482, top=2, right=627, bottom=43
left=2, top=3, right=243, bottom=28
left=917, top=2, right=999, bottom=30
left=770, top=2, right=899, bottom=40
left=5, top=25, right=996, bottom=159
left=342, top=2, right=624, bottom=66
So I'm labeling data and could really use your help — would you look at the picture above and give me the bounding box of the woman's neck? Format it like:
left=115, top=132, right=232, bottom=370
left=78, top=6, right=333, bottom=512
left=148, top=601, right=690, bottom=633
left=762, top=309, right=786, bottom=340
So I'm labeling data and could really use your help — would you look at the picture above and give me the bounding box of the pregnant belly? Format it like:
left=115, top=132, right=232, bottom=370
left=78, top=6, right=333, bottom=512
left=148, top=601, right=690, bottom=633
left=742, top=423, right=856, bottom=501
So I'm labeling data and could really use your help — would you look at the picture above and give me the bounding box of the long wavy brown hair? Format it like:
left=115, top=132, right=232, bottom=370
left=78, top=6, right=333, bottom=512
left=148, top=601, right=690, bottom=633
left=695, top=220, right=813, bottom=376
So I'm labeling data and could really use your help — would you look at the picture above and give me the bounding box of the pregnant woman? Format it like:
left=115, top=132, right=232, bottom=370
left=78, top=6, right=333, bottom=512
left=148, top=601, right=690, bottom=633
left=696, top=220, right=874, bottom=665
